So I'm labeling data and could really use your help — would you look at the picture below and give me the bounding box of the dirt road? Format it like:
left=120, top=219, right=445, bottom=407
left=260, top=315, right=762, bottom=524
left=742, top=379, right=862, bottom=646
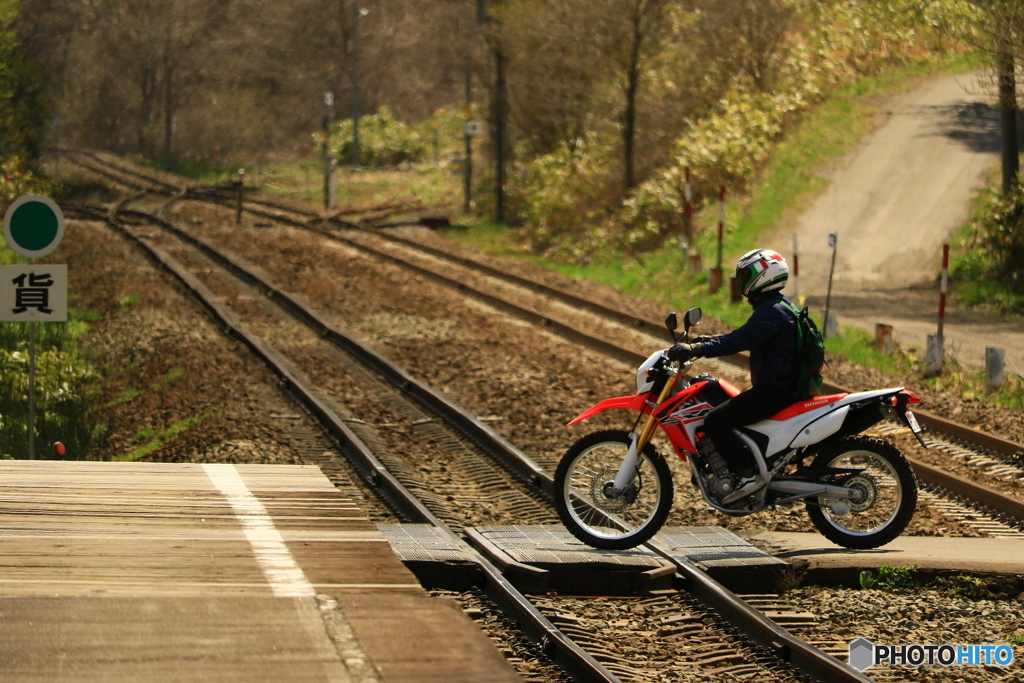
left=780, top=72, right=1024, bottom=372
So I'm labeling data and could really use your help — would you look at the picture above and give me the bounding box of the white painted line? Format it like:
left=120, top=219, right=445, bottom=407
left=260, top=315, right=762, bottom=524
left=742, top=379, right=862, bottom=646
left=203, top=463, right=316, bottom=597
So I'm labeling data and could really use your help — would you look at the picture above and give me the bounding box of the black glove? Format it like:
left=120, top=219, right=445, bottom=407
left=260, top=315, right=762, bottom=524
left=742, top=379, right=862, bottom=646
left=667, top=342, right=702, bottom=362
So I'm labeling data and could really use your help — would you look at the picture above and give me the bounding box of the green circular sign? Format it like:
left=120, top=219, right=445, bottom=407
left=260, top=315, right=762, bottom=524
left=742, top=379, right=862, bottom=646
left=3, top=195, right=65, bottom=258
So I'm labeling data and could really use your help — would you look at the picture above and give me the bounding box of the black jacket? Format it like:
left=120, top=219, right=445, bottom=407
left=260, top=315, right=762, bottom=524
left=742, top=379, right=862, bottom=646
left=697, top=292, right=799, bottom=387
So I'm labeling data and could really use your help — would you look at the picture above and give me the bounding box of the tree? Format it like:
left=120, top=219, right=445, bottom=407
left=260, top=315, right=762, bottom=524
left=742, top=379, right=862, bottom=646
left=934, top=0, right=1023, bottom=195
left=0, top=0, right=46, bottom=160
left=612, top=0, right=672, bottom=191
left=686, top=0, right=793, bottom=93
left=91, top=0, right=235, bottom=160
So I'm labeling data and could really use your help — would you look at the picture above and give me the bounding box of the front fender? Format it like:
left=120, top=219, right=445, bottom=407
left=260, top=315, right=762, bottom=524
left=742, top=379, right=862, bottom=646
left=567, top=394, right=650, bottom=426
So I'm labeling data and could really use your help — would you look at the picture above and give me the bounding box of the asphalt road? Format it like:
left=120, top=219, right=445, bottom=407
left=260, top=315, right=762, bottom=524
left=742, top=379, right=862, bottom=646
left=778, top=72, right=1024, bottom=372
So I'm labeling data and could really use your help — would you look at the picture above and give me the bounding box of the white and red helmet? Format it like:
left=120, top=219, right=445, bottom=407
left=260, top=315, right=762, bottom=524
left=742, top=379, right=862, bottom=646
left=735, top=248, right=788, bottom=299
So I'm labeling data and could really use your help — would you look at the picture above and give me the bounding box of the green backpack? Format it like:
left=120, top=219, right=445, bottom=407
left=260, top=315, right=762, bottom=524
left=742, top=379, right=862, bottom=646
left=781, top=300, right=826, bottom=400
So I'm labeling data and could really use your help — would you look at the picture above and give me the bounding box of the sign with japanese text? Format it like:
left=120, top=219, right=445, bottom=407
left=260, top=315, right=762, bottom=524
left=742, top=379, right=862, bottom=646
left=0, top=265, right=68, bottom=322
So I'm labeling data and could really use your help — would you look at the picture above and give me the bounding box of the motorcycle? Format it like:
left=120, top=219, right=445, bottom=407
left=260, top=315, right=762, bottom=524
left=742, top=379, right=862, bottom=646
left=554, top=307, right=924, bottom=550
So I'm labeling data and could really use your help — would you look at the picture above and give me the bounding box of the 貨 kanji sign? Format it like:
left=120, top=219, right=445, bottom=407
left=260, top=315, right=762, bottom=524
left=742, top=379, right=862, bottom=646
left=0, top=265, right=67, bottom=322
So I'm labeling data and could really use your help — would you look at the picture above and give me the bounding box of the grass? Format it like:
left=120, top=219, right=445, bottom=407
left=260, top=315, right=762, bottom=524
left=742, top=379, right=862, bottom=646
left=160, top=367, right=186, bottom=386
left=104, top=387, right=141, bottom=408
left=114, top=414, right=211, bottom=462
left=117, top=293, right=141, bottom=310
left=860, top=562, right=918, bottom=590
left=824, top=326, right=917, bottom=378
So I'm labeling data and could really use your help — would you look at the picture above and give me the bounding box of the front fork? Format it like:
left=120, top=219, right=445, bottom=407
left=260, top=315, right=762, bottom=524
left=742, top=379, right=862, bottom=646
left=610, top=371, right=680, bottom=493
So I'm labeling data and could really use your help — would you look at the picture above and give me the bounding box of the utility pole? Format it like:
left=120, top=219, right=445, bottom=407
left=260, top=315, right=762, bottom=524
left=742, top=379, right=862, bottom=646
left=323, top=91, right=333, bottom=210
left=464, top=66, right=473, bottom=213
left=494, top=44, right=507, bottom=224
left=350, top=2, right=367, bottom=168
left=998, top=52, right=1019, bottom=196
left=479, top=0, right=507, bottom=224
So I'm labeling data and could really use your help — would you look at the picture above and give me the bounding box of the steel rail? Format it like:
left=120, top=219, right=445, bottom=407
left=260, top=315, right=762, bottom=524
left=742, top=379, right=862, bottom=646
left=288, top=223, right=1024, bottom=526
left=63, top=149, right=1024, bottom=525
left=91, top=202, right=866, bottom=683
left=60, top=149, right=183, bottom=193
left=646, top=538, right=873, bottom=683
left=113, top=208, right=553, bottom=496
left=61, top=157, right=1012, bottom=677
left=63, top=202, right=619, bottom=683
left=307, top=214, right=1024, bottom=462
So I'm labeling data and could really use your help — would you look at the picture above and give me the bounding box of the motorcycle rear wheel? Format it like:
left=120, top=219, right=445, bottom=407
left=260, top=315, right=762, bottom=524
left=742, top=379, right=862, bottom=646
left=554, top=429, right=673, bottom=550
left=805, top=435, right=917, bottom=549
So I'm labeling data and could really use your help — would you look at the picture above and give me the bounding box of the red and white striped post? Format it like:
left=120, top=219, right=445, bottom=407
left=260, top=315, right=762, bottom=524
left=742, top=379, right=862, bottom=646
left=938, top=243, right=949, bottom=338
left=926, top=243, right=949, bottom=376
left=682, top=166, right=693, bottom=259
left=709, top=186, right=725, bottom=293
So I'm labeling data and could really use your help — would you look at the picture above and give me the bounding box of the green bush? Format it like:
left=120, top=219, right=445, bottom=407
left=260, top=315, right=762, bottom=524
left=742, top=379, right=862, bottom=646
left=974, top=185, right=1024, bottom=294
left=507, top=132, right=623, bottom=260
left=0, top=157, right=58, bottom=207
left=325, top=106, right=426, bottom=167
left=949, top=184, right=1024, bottom=312
left=0, top=321, right=96, bottom=459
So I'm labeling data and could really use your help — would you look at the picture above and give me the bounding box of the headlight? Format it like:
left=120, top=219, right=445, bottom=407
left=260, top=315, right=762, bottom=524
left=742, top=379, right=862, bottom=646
left=636, top=350, right=665, bottom=393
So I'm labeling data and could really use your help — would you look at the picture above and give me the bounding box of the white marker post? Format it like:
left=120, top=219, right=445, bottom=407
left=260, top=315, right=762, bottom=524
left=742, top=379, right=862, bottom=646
left=985, top=347, right=1005, bottom=395
left=2, top=195, right=67, bottom=460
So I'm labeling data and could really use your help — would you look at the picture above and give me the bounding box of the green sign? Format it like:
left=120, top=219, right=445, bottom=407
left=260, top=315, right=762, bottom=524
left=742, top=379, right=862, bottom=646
left=3, top=195, right=66, bottom=258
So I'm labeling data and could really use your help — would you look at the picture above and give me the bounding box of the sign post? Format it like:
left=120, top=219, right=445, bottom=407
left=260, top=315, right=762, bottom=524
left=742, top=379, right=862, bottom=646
left=2, top=195, right=67, bottom=460
left=823, top=232, right=838, bottom=338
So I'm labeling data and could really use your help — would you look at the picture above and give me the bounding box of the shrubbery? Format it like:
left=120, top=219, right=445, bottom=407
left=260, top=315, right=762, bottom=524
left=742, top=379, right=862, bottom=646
left=509, top=133, right=622, bottom=260
left=325, top=106, right=426, bottom=167
left=976, top=185, right=1024, bottom=294
left=0, top=321, right=96, bottom=459
left=0, top=157, right=58, bottom=206
left=953, top=185, right=1024, bottom=310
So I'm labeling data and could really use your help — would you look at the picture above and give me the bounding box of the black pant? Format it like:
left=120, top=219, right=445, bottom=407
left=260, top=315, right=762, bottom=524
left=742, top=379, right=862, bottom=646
left=702, top=384, right=795, bottom=473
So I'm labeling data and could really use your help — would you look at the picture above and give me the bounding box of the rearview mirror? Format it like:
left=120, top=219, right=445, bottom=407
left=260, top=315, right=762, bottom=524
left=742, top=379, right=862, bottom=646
left=684, top=307, right=702, bottom=330
left=664, top=312, right=678, bottom=332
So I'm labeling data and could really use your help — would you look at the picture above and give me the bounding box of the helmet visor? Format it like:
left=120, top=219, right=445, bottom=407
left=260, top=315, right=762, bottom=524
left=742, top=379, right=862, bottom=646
left=735, top=263, right=757, bottom=297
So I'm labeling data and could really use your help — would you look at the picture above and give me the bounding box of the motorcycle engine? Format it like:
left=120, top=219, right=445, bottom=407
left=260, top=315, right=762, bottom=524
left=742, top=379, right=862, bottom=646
left=695, top=435, right=735, bottom=499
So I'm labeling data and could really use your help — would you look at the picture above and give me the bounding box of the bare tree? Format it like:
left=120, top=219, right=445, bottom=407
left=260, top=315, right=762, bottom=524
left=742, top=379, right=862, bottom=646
left=687, top=0, right=793, bottom=93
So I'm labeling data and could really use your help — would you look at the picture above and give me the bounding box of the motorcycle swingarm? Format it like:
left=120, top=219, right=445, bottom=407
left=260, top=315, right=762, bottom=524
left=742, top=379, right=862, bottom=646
left=791, top=466, right=863, bottom=479
left=767, top=479, right=854, bottom=501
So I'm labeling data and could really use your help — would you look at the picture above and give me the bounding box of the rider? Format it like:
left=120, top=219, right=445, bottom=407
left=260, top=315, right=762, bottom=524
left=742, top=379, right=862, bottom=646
left=669, top=248, right=799, bottom=498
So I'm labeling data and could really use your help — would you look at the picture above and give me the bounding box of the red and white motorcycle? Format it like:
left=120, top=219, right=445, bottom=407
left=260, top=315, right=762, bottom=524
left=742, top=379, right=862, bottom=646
left=554, top=308, right=924, bottom=550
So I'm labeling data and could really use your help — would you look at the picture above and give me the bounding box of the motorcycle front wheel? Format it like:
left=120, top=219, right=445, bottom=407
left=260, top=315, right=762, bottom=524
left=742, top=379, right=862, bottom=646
left=554, top=429, right=673, bottom=550
left=805, top=435, right=917, bottom=549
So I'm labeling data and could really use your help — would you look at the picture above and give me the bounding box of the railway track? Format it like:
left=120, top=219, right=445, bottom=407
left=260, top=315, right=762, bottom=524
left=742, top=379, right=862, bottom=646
left=61, top=151, right=1024, bottom=536
left=58, top=151, right=1024, bottom=680
left=59, top=195, right=870, bottom=682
